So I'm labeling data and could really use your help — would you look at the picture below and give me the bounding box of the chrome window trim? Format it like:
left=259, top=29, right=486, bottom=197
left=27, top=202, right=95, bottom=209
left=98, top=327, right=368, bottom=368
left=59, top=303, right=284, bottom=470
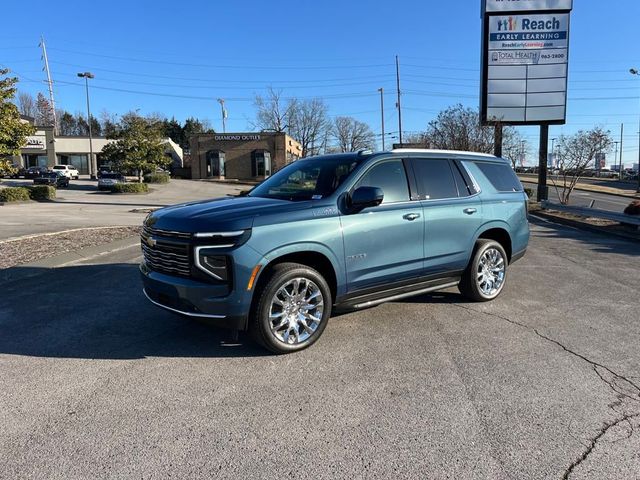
left=194, top=245, right=231, bottom=280
left=143, top=289, right=226, bottom=319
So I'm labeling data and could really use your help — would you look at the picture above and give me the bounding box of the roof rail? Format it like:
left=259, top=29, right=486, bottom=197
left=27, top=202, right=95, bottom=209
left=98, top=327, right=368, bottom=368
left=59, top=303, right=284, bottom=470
left=389, top=148, right=496, bottom=158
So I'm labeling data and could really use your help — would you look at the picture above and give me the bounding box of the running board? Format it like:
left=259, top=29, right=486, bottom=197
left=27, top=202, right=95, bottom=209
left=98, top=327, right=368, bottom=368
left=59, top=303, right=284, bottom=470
left=349, top=280, right=460, bottom=310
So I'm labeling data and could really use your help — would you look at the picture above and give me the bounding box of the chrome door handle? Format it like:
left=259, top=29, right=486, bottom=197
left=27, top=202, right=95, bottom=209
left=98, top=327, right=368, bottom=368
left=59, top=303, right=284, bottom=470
left=463, top=208, right=477, bottom=215
left=403, top=213, right=421, bottom=221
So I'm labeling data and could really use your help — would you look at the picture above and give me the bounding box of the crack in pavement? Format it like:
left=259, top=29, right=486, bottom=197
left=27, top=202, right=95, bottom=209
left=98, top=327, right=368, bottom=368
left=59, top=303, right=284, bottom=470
left=561, top=413, right=640, bottom=480
left=452, top=303, right=640, bottom=479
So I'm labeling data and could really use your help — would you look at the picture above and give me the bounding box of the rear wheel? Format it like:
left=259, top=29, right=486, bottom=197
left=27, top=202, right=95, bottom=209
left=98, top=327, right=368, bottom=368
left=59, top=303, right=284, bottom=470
left=250, top=262, right=331, bottom=354
left=459, top=239, right=508, bottom=302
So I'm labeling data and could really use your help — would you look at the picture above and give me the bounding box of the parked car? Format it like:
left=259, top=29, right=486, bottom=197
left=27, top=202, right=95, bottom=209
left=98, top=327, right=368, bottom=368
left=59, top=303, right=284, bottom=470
left=51, top=164, right=79, bottom=179
left=97, top=172, right=126, bottom=191
left=24, top=166, right=49, bottom=179
left=140, top=149, right=530, bottom=354
left=33, top=171, right=69, bottom=188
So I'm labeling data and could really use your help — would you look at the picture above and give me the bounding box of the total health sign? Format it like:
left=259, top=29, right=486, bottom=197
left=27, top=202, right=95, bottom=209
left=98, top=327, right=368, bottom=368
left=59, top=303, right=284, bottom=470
left=480, top=0, right=573, bottom=125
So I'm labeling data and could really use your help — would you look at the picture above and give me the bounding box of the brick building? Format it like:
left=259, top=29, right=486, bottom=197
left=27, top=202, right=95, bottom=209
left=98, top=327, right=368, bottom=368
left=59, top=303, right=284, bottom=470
left=190, top=132, right=302, bottom=180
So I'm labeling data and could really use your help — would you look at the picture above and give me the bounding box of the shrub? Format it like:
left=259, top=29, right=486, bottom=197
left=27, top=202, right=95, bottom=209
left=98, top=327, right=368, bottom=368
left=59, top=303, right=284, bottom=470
left=623, top=200, right=640, bottom=216
left=27, top=185, right=56, bottom=201
left=0, top=187, right=30, bottom=203
left=112, top=182, right=149, bottom=194
left=143, top=173, right=170, bottom=184
left=523, top=187, right=533, bottom=198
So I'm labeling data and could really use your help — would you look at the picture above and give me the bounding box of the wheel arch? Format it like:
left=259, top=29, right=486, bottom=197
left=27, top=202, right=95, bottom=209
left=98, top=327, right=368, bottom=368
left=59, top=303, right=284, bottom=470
left=473, top=222, right=513, bottom=262
left=250, top=244, right=342, bottom=306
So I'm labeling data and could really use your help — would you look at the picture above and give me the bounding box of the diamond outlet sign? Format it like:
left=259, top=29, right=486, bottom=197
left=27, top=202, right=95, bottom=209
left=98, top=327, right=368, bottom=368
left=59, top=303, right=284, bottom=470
left=480, top=0, right=573, bottom=125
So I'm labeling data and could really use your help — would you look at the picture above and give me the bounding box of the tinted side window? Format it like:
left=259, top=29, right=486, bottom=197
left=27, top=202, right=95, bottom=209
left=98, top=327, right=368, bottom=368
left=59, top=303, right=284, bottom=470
left=356, top=160, right=410, bottom=204
left=476, top=162, right=523, bottom=192
left=412, top=159, right=458, bottom=200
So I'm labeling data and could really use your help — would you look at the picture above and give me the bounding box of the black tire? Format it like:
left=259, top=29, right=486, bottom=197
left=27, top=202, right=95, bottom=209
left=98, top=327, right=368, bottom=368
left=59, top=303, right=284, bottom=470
left=250, top=262, right=332, bottom=354
left=459, top=239, right=509, bottom=302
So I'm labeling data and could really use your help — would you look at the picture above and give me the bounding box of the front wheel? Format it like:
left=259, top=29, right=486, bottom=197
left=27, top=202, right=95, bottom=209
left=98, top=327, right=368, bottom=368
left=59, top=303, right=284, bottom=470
left=250, top=263, right=331, bottom=354
left=459, top=239, right=508, bottom=302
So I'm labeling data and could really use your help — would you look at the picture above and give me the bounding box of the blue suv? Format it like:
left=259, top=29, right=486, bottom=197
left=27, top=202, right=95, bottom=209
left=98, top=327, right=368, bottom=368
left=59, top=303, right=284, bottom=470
left=141, top=150, right=529, bottom=353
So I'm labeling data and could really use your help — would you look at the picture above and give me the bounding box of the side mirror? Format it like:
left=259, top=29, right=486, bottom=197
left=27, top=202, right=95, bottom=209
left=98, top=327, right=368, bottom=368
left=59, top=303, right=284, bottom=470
left=350, top=186, right=384, bottom=211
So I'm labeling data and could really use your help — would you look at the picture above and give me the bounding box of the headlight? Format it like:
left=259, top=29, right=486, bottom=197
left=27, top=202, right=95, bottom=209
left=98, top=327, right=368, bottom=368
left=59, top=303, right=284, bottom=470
left=194, top=247, right=229, bottom=281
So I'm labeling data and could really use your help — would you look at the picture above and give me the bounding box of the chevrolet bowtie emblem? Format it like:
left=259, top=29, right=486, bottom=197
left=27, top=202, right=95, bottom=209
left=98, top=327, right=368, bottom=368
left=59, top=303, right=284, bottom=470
left=145, top=236, right=156, bottom=248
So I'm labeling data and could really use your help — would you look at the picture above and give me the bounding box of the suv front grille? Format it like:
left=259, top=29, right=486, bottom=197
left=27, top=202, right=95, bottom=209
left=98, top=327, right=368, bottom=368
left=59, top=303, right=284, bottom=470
left=141, top=231, right=191, bottom=278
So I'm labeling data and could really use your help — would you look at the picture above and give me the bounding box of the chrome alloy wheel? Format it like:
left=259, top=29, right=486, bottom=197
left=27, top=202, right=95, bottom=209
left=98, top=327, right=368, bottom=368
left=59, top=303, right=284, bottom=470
left=268, top=277, right=324, bottom=345
left=476, top=247, right=506, bottom=297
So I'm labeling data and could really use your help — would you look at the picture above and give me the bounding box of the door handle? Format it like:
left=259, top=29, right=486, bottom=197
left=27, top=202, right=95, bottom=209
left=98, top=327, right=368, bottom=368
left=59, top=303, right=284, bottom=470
left=463, top=208, right=477, bottom=215
left=403, top=213, right=421, bottom=221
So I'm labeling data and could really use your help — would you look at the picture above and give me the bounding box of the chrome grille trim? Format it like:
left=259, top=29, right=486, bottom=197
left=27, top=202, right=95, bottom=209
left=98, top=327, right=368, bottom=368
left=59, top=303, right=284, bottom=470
left=142, top=225, right=192, bottom=239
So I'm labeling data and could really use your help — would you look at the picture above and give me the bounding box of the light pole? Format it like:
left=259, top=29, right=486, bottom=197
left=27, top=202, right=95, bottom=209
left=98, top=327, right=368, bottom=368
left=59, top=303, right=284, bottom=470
left=630, top=68, right=640, bottom=192
left=77, top=72, right=95, bottom=179
left=550, top=137, right=556, bottom=170
left=613, top=141, right=620, bottom=178
left=378, top=88, right=385, bottom=151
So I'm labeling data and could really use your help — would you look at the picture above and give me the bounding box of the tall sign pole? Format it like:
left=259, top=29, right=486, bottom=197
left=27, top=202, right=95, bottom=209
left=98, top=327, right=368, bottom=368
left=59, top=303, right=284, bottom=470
left=480, top=0, right=573, bottom=202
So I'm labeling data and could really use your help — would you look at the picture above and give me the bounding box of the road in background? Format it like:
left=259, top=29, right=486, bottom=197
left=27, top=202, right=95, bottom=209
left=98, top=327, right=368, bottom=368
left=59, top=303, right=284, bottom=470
left=521, top=181, right=632, bottom=212
left=1, top=218, right=639, bottom=479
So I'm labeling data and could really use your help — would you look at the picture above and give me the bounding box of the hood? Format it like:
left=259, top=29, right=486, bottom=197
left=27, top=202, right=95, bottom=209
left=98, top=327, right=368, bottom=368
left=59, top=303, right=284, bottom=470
left=146, top=195, right=312, bottom=233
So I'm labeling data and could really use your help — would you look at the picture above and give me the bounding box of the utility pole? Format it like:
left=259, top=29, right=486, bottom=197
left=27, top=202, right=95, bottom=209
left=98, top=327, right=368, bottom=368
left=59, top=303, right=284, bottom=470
left=77, top=72, right=95, bottom=178
left=39, top=36, right=57, bottom=134
left=395, top=56, right=403, bottom=146
left=620, top=123, right=624, bottom=179
left=217, top=98, right=227, bottom=133
left=550, top=137, right=556, bottom=169
left=378, top=88, right=385, bottom=151
left=613, top=141, right=619, bottom=178
left=630, top=68, right=640, bottom=192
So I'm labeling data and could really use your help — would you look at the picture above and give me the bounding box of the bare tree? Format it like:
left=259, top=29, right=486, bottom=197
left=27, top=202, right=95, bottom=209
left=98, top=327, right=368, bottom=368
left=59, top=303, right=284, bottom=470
left=35, top=92, right=54, bottom=126
left=332, top=116, right=376, bottom=152
left=253, top=87, right=296, bottom=133
left=17, top=92, right=36, bottom=118
left=551, top=127, right=613, bottom=204
left=423, top=104, right=494, bottom=152
left=502, top=130, right=528, bottom=169
left=288, top=98, right=329, bottom=157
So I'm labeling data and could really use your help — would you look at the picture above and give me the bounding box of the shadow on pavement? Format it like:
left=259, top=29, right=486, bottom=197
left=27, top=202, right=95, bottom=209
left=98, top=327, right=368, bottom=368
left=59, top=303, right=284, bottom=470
left=0, top=263, right=266, bottom=360
left=529, top=216, right=639, bottom=256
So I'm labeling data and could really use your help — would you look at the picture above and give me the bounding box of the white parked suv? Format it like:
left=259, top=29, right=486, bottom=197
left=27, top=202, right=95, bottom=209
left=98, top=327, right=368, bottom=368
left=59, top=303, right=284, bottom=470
left=52, top=164, right=79, bottom=179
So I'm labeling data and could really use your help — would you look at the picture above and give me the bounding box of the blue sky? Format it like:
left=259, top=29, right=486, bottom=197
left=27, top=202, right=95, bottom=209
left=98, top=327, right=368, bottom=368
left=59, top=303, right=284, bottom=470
left=1, top=0, right=639, bottom=166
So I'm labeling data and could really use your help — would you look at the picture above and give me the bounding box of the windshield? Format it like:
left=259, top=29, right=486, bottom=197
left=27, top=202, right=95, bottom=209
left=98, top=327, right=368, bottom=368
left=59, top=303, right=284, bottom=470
left=101, top=173, right=122, bottom=179
left=249, top=156, right=363, bottom=201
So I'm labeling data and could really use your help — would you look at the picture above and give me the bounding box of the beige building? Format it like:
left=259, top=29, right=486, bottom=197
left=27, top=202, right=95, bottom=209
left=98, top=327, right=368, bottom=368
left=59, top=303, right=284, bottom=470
left=14, top=116, right=183, bottom=175
left=190, top=132, right=302, bottom=180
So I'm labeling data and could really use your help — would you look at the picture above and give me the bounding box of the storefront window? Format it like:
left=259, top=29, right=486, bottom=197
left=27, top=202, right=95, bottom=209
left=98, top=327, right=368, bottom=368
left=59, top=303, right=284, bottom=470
left=252, top=150, right=271, bottom=177
left=58, top=154, right=89, bottom=174
left=205, top=150, right=225, bottom=177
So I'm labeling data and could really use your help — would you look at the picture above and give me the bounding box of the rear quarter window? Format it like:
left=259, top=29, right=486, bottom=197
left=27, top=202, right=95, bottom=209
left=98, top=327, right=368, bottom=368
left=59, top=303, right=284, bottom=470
left=475, top=162, right=523, bottom=192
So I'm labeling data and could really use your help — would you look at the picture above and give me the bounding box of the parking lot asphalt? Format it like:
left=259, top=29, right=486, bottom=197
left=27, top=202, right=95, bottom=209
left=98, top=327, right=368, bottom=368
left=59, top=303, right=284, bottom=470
left=1, top=218, right=639, bottom=479
left=521, top=181, right=633, bottom=213
left=0, top=178, right=243, bottom=240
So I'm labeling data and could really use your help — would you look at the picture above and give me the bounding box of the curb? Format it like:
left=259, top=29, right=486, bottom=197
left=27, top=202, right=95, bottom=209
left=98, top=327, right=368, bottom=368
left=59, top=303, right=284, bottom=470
left=530, top=211, right=640, bottom=242
left=0, top=236, right=141, bottom=286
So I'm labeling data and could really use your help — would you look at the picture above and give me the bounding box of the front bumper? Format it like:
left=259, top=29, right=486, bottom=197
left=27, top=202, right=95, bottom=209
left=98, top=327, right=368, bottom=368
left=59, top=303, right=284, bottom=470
left=139, top=251, right=260, bottom=331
